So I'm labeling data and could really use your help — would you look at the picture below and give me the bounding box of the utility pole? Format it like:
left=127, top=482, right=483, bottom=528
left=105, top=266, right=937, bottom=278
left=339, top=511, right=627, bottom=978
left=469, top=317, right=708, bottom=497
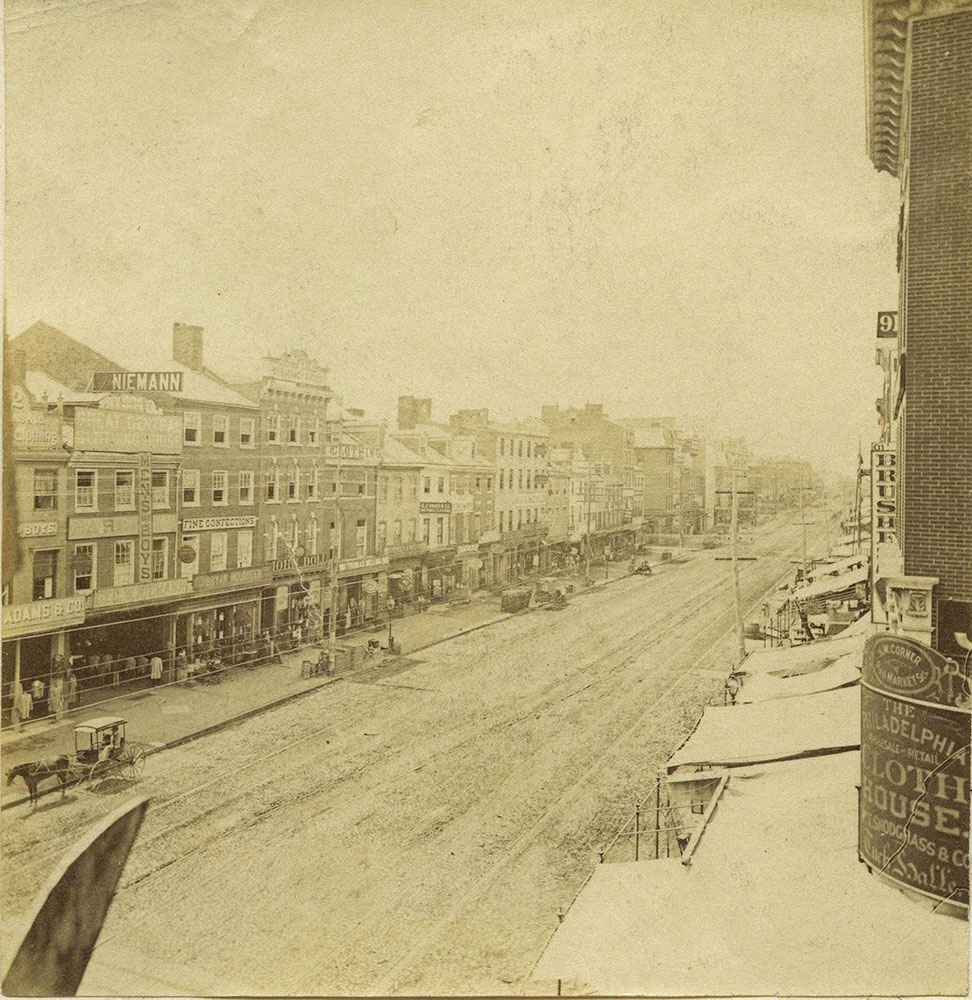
left=585, top=460, right=592, bottom=584
left=326, top=397, right=344, bottom=671
left=799, top=474, right=808, bottom=583
left=728, top=461, right=747, bottom=664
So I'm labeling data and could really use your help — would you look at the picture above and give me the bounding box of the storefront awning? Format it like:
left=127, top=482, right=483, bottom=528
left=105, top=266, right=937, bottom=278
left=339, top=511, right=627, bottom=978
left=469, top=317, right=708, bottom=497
left=790, top=566, right=868, bottom=603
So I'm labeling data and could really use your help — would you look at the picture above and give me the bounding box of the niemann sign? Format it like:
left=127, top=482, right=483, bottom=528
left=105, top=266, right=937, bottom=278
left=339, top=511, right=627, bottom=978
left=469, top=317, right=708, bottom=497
left=92, top=371, right=184, bottom=392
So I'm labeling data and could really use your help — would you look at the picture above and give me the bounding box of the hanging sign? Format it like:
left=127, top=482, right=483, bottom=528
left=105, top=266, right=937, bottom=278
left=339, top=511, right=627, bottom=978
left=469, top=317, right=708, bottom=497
left=137, top=454, right=154, bottom=583
left=860, top=634, right=970, bottom=912
left=876, top=311, right=899, bottom=338
left=870, top=446, right=899, bottom=623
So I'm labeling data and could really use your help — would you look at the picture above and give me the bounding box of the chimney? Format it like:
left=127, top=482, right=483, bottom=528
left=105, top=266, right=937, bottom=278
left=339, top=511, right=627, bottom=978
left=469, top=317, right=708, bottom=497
left=173, top=323, right=204, bottom=372
left=8, top=348, right=27, bottom=385
left=398, top=396, right=432, bottom=430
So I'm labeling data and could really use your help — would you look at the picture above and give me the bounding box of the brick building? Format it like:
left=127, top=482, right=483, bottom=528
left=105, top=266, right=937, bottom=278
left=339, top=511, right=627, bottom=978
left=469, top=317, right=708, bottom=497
left=865, top=0, right=972, bottom=657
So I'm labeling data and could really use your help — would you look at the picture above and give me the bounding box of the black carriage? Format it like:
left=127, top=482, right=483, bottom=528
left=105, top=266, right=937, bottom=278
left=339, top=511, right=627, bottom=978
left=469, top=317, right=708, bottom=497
left=73, top=716, right=147, bottom=783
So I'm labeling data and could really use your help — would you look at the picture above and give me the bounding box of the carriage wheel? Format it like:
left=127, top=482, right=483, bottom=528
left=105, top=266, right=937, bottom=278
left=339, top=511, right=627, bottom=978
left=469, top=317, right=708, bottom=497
left=87, top=759, right=111, bottom=786
left=118, top=744, right=146, bottom=781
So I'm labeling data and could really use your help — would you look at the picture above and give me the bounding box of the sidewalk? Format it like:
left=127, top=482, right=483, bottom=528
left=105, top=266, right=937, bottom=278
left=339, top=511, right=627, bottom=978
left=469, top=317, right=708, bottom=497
left=0, top=557, right=666, bottom=807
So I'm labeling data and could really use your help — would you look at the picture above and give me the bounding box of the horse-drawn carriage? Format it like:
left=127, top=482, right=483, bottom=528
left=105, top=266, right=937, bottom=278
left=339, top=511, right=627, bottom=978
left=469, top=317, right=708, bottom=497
left=6, top=716, right=147, bottom=808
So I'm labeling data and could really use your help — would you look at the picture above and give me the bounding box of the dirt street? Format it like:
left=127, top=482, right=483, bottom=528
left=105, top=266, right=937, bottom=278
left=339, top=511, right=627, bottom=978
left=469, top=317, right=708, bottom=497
left=2, top=520, right=818, bottom=996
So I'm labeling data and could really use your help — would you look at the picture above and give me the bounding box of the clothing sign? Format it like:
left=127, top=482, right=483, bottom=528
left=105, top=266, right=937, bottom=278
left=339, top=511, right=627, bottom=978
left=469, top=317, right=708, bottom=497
left=860, top=634, right=970, bottom=911
left=137, top=454, right=153, bottom=582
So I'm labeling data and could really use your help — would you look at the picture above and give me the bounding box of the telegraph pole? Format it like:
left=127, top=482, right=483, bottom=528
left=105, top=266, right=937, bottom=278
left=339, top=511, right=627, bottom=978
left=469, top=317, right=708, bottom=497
left=799, top=474, right=808, bottom=582
left=728, top=464, right=747, bottom=664
left=326, top=397, right=344, bottom=671
left=585, top=461, right=592, bottom=584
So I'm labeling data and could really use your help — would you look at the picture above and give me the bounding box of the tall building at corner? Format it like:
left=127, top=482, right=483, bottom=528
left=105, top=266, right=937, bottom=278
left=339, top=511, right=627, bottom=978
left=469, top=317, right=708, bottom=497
left=865, top=0, right=972, bottom=658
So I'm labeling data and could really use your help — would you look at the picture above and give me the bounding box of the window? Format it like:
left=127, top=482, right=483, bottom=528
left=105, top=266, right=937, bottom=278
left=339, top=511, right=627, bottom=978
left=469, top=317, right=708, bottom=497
left=183, top=411, right=201, bottom=445
left=75, top=470, right=96, bottom=511
left=182, top=469, right=200, bottom=507
left=508, top=510, right=514, bottom=531
left=210, top=532, right=227, bottom=572
left=308, top=519, right=319, bottom=557
left=152, top=538, right=167, bottom=581
left=73, top=543, right=95, bottom=593
left=487, top=476, right=493, bottom=490
left=475, top=477, right=481, bottom=490
left=436, top=517, right=445, bottom=545
left=526, top=471, right=531, bottom=490
left=410, top=479, right=418, bottom=499
left=307, top=466, right=318, bottom=501
left=527, top=441, right=532, bottom=458
left=212, top=471, right=228, bottom=505
left=518, top=470, right=523, bottom=489
left=113, top=540, right=134, bottom=587
left=152, top=470, right=169, bottom=509
left=406, top=519, right=416, bottom=543
left=287, top=465, right=299, bottom=501
left=240, top=417, right=255, bottom=448
left=308, top=419, right=318, bottom=445
left=32, top=550, right=57, bottom=600
left=289, top=517, right=300, bottom=550
left=423, top=477, right=431, bottom=494
left=355, top=519, right=366, bottom=557
left=328, top=521, right=337, bottom=558
left=437, top=476, right=445, bottom=494
left=379, top=476, right=388, bottom=501
left=517, top=509, right=523, bottom=529
left=422, top=518, right=430, bottom=543
left=288, top=414, right=300, bottom=444
left=518, top=440, right=523, bottom=457
left=213, top=414, right=229, bottom=446
left=269, top=520, right=280, bottom=561
left=377, top=521, right=387, bottom=552
left=500, top=470, right=505, bottom=490
left=392, top=520, right=402, bottom=545
left=33, top=469, right=57, bottom=510
left=180, top=535, right=199, bottom=577
left=238, top=529, right=253, bottom=567
left=268, top=412, right=281, bottom=444
left=395, top=477, right=403, bottom=501
left=239, top=471, right=254, bottom=505
left=500, top=438, right=505, bottom=456
left=266, top=467, right=279, bottom=502
left=115, top=470, right=135, bottom=510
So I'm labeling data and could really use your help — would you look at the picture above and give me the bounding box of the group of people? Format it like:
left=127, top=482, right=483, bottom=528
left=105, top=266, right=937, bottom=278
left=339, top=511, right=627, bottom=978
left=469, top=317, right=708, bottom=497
left=8, top=660, right=80, bottom=729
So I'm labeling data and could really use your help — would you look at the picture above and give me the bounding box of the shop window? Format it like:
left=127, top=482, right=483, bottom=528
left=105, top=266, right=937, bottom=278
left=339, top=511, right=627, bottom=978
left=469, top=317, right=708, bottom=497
left=152, top=538, right=167, bottom=581
left=152, top=470, right=169, bottom=509
left=115, top=470, right=135, bottom=510
left=75, top=469, right=96, bottom=511
left=210, top=532, right=228, bottom=572
left=183, top=411, right=201, bottom=445
left=113, top=540, right=134, bottom=587
left=238, top=530, right=253, bottom=567
left=356, top=519, right=366, bottom=557
left=240, top=417, right=255, bottom=448
left=239, top=470, right=254, bottom=505
left=212, top=471, right=228, bottom=506
left=73, top=543, right=95, bottom=593
left=32, top=550, right=57, bottom=600
left=33, top=468, right=58, bottom=510
left=268, top=412, right=281, bottom=444
left=180, top=534, right=199, bottom=578
left=182, top=469, right=200, bottom=507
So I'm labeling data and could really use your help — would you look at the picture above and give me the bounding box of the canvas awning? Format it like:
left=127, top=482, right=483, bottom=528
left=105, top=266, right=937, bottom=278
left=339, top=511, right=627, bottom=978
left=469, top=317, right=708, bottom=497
left=532, top=753, right=968, bottom=996
left=790, top=565, right=868, bottom=602
left=666, top=686, right=860, bottom=770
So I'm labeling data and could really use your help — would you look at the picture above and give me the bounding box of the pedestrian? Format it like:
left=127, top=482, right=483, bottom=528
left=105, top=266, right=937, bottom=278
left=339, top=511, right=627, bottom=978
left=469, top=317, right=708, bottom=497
left=135, top=655, right=149, bottom=679
left=66, top=668, right=79, bottom=707
left=10, top=680, right=23, bottom=730
left=175, top=647, right=188, bottom=680
left=291, top=622, right=302, bottom=650
left=50, top=674, right=66, bottom=720
left=150, top=653, right=163, bottom=685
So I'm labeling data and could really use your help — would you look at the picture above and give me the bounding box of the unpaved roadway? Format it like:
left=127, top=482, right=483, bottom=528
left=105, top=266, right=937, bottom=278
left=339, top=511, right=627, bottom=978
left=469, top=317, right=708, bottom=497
left=1, top=519, right=821, bottom=996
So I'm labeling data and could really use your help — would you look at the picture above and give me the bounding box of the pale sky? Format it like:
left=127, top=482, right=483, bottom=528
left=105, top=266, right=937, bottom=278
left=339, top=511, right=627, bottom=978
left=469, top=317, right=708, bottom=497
left=5, top=0, right=899, bottom=474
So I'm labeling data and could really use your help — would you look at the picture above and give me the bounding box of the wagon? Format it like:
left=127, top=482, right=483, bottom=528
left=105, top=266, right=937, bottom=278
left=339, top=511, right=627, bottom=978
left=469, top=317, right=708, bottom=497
left=72, top=716, right=147, bottom=783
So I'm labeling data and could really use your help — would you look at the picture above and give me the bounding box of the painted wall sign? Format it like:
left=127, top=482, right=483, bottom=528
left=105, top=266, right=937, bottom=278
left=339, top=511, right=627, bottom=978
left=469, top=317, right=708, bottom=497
left=91, top=371, right=184, bottom=392
left=182, top=516, right=257, bottom=532
left=338, top=555, right=389, bottom=574
left=73, top=408, right=181, bottom=455
left=91, top=577, right=191, bottom=610
left=870, top=447, right=899, bottom=624
left=860, top=633, right=970, bottom=911
left=271, top=552, right=326, bottom=576
left=2, top=597, right=86, bottom=639
left=69, top=514, right=177, bottom=541
left=419, top=502, right=452, bottom=514
left=13, top=417, right=62, bottom=451
left=18, top=522, right=58, bottom=538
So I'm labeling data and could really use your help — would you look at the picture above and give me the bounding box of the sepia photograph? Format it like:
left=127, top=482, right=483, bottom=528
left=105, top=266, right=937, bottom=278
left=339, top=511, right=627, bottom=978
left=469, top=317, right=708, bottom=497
left=1, top=0, right=969, bottom=996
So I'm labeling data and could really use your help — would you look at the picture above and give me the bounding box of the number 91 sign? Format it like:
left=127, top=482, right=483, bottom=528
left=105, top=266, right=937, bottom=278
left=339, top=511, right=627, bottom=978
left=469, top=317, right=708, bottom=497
left=876, top=311, right=898, bottom=338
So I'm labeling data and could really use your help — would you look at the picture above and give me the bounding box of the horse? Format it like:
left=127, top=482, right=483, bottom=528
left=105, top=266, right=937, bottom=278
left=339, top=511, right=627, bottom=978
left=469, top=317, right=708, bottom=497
left=6, top=756, right=72, bottom=808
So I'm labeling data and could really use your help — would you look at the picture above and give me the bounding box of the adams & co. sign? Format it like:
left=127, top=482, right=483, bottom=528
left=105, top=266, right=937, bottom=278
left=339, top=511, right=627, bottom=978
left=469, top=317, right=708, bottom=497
left=860, top=633, right=970, bottom=913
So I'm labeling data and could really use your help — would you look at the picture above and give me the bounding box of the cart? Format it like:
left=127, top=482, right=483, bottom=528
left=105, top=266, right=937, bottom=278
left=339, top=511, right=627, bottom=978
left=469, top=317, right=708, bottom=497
left=73, top=717, right=147, bottom=784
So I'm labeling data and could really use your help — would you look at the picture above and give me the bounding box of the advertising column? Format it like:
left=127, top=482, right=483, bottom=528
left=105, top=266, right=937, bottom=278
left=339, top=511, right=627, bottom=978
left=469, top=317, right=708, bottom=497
left=860, top=633, right=970, bottom=917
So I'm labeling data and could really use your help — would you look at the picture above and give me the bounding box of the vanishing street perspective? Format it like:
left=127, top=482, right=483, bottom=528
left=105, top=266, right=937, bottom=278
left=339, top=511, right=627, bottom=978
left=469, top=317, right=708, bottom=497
left=2, top=1, right=970, bottom=997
